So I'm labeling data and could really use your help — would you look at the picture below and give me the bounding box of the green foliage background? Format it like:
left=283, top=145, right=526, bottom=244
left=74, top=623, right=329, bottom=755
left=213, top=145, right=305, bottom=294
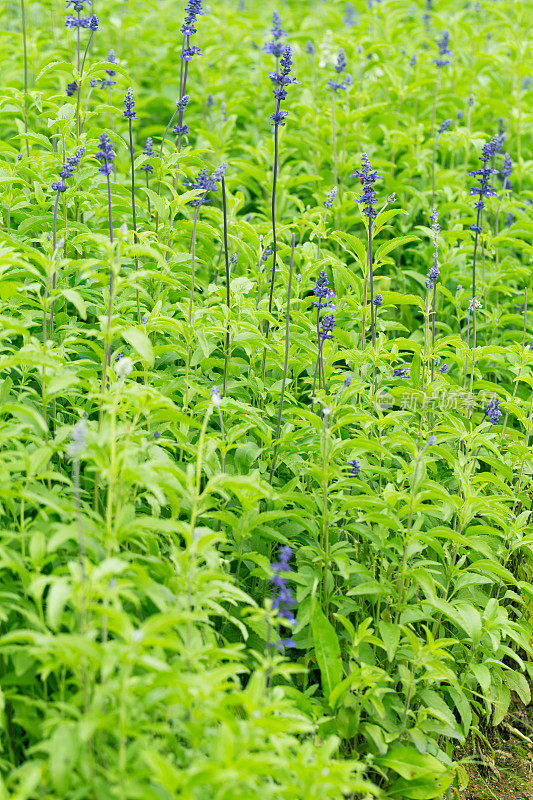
left=0, top=0, right=532, bottom=797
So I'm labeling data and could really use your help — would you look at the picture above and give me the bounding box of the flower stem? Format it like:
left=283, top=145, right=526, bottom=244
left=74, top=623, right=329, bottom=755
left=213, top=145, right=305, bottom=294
left=128, top=118, right=140, bottom=322
left=20, top=0, right=30, bottom=158
left=102, top=174, right=114, bottom=392
left=48, top=190, right=61, bottom=340
left=270, top=234, right=295, bottom=481
left=188, top=193, right=208, bottom=325
left=221, top=177, right=231, bottom=395
left=262, top=102, right=281, bottom=381
left=431, top=132, right=439, bottom=208
left=430, top=282, right=437, bottom=382
left=431, top=71, right=439, bottom=137
left=369, top=218, right=376, bottom=348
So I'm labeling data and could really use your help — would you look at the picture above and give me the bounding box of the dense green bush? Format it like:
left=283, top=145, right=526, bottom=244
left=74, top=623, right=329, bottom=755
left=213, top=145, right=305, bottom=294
left=0, top=0, right=532, bottom=797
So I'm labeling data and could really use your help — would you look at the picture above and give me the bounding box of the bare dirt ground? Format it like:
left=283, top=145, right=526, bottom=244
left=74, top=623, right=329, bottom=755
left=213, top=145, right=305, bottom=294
left=457, top=701, right=533, bottom=799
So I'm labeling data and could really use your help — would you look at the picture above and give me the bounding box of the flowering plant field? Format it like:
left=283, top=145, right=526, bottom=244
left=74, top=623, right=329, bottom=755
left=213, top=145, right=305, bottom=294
left=0, top=0, right=532, bottom=797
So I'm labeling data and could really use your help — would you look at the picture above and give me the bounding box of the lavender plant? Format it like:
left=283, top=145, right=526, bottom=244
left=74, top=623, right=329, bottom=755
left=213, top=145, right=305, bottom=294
left=95, top=132, right=116, bottom=388
left=123, top=87, right=140, bottom=321
left=327, top=49, right=347, bottom=195
left=431, top=30, right=452, bottom=135
left=262, top=45, right=299, bottom=377
left=48, top=146, right=85, bottom=339
left=432, top=118, right=452, bottom=206
left=468, top=136, right=498, bottom=360
left=352, top=153, right=382, bottom=348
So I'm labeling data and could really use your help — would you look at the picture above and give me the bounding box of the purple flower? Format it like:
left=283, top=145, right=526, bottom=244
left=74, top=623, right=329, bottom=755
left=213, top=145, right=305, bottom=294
left=468, top=136, right=500, bottom=231
left=351, top=153, right=382, bottom=219
left=373, top=293, right=383, bottom=306
left=100, top=50, right=118, bottom=88
left=182, top=44, right=203, bottom=61
left=327, top=78, right=346, bottom=92
left=183, top=162, right=227, bottom=206
left=95, top=132, right=116, bottom=176
left=427, top=208, right=440, bottom=287
left=437, top=118, right=452, bottom=134
left=499, top=152, right=513, bottom=187
left=344, top=2, right=356, bottom=26
left=263, top=10, right=287, bottom=57
left=140, top=137, right=156, bottom=173
left=485, top=396, right=502, bottom=425
left=433, top=30, right=452, bottom=67
left=334, top=48, right=347, bottom=74
left=320, top=313, right=336, bottom=340
left=65, top=13, right=92, bottom=27
left=123, top=87, right=136, bottom=119
left=269, top=45, right=300, bottom=108
left=348, top=458, right=361, bottom=475
left=312, top=271, right=336, bottom=311
left=66, top=81, right=78, bottom=97
left=66, top=0, right=92, bottom=8
left=52, top=146, right=84, bottom=193
left=324, top=187, right=337, bottom=209
left=181, top=0, right=203, bottom=37
left=269, top=546, right=296, bottom=651
left=394, top=367, right=410, bottom=379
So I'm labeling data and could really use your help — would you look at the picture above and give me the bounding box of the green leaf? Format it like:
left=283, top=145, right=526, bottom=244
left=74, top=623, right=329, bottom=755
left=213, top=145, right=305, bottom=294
left=378, top=621, right=401, bottom=661
left=49, top=723, right=79, bottom=793
left=46, top=579, right=71, bottom=630
left=311, top=595, right=342, bottom=701
left=491, top=681, right=511, bottom=726
left=471, top=663, right=491, bottom=692
left=502, top=669, right=531, bottom=705
left=62, top=288, right=87, bottom=319
left=122, top=327, right=154, bottom=366
left=376, top=746, right=447, bottom=780
left=375, top=235, right=418, bottom=262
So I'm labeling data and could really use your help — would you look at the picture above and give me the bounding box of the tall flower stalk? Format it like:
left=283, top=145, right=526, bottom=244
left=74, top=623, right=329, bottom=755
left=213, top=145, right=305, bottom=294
left=221, top=175, right=231, bottom=395
left=140, top=137, right=156, bottom=215
left=183, top=163, right=227, bottom=324
left=75, top=14, right=98, bottom=140
left=327, top=49, right=347, bottom=200
left=20, top=0, right=30, bottom=157
left=48, top=147, right=85, bottom=340
left=155, top=94, right=189, bottom=232
left=311, top=271, right=335, bottom=400
left=262, top=46, right=299, bottom=379
left=431, top=31, right=452, bottom=136
left=352, top=153, right=382, bottom=349
left=65, top=1, right=94, bottom=139
left=96, top=132, right=116, bottom=390
left=263, top=10, right=287, bottom=63
left=467, top=136, right=498, bottom=370
left=318, top=186, right=337, bottom=257
left=432, top=118, right=452, bottom=207
left=270, top=234, right=295, bottom=481
left=268, top=546, right=296, bottom=654
left=100, top=50, right=118, bottom=176
left=124, top=87, right=140, bottom=322
left=168, top=0, right=203, bottom=192
left=428, top=209, right=440, bottom=382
